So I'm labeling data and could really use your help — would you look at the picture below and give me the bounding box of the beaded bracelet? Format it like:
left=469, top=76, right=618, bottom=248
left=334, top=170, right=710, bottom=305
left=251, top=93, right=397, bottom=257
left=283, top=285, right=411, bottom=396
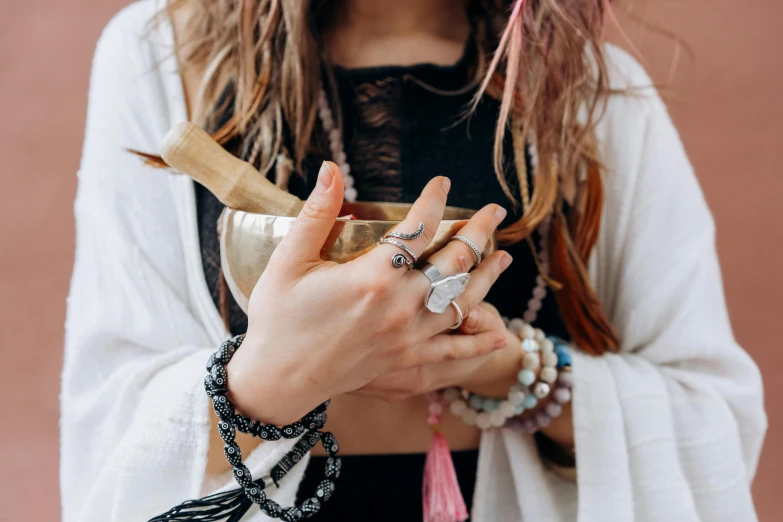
left=508, top=336, right=574, bottom=433
left=206, top=335, right=341, bottom=521
left=448, top=320, right=561, bottom=428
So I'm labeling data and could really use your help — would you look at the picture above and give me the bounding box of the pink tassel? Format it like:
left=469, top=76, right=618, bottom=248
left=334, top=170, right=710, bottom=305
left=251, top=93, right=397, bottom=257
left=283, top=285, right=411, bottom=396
left=422, top=394, right=468, bottom=522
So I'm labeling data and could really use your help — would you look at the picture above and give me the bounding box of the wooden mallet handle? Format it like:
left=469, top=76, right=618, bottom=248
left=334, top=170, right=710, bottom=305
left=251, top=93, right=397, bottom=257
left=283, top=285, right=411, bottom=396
left=160, top=122, right=304, bottom=216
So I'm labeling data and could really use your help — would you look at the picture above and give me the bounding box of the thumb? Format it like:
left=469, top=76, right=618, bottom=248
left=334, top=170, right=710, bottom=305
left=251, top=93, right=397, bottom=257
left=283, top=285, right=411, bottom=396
left=460, top=302, right=506, bottom=335
left=277, top=161, right=344, bottom=262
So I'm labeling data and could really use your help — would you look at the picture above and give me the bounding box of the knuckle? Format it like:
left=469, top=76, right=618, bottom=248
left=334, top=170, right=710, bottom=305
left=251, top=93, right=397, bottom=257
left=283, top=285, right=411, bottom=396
left=458, top=299, right=474, bottom=322
left=379, top=392, right=398, bottom=403
left=440, top=340, right=462, bottom=362
left=454, top=251, right=474, bottom=273
left=362, top=276, right=392, bottom=300
left=412, top=370, right=431, bottom=395
left=300, top=199, right=328, bottom=221
left=419, top=224, right=435, bottom=245
left=389, top=336, right=415, bottom=370
left=388, top=307, right=415, bottom=331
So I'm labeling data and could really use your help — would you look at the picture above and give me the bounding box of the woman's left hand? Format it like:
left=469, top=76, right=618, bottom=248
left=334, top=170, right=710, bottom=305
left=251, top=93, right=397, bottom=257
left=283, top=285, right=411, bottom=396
left=355, top=302, right=522, bottom=402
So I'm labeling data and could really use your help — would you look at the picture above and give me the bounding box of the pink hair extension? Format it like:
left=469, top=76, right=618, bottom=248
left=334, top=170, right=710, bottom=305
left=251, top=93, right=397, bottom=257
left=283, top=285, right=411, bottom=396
left=472, top=0, right=527, bottom=177
left=472, top=0, right=525, bottom=108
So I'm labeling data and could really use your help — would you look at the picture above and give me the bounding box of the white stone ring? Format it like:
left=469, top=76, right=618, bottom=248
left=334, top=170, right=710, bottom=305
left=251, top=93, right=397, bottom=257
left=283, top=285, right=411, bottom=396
left=420, top=262, right=471, bottom=314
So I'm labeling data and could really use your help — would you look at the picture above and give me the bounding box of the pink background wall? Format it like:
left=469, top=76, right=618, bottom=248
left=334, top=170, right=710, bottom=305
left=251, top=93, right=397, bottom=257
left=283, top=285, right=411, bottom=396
left=1, top=1, right=780, bottom=520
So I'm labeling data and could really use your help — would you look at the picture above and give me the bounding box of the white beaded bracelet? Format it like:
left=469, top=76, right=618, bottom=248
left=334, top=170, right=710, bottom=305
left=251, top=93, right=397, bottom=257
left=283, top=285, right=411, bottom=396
left=446, top=320, right=559, bottom=429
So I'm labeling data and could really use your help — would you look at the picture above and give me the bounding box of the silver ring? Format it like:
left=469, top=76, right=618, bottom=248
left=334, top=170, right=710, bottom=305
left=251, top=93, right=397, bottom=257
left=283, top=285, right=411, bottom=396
left=382, top=238, right=418, bottom=267
left=450, top=235, right=482, bottom=266
left=391, top=253, right=413, bottom=270
left=449, top=300, right=464, bottom=330
left=418, top=263, right=471, bottom=314
left=420, top=262, right=444, bottom=283
left=386, top=221, right=425, bottom=241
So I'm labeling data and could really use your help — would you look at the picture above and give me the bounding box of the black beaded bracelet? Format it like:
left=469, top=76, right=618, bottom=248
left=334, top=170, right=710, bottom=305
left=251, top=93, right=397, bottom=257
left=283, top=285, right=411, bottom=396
left=150, top=335, right=340, bottom=522
left=210, top=335, right=340, bottom=521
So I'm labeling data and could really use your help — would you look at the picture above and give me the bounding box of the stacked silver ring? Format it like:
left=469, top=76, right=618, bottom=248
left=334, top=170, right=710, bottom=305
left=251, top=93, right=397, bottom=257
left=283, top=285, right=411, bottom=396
left=380, top=222, right=473, bottom=330
left=381, top=238, right=417, bottom=269
left=382, top=221, right=424, bottom=270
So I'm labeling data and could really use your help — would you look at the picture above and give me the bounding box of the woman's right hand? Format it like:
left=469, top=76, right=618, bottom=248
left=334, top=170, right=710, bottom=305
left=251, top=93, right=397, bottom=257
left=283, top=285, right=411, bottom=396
left=226, top=161, right=512, bottom=425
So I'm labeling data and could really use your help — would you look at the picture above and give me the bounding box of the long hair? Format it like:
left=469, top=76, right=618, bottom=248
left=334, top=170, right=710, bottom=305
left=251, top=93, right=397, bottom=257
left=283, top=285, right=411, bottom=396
left=157, top=0, right=620, bottom=354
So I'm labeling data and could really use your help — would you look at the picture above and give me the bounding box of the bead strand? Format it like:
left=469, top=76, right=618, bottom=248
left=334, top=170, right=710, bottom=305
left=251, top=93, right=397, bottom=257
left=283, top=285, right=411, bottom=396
left=205, top=335, right=341, bottom=521
left=508, top=337, right=574, bottom=433
left=445, top=323, right=576, bottom=434
left=447, top=322, right=560, bottom=429
left=523, top=214, right=551, bottom=324
left=317, top=89, right=356, bottom=202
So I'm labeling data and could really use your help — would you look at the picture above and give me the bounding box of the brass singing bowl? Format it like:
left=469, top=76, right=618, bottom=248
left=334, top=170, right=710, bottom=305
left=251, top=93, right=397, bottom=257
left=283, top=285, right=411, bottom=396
left=220, top=201, right=498, bottom=312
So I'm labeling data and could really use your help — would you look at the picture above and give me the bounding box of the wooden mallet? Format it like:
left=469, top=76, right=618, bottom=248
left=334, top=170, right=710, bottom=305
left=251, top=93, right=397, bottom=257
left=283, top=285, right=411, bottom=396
left=160, top=121, right=305, bottom=217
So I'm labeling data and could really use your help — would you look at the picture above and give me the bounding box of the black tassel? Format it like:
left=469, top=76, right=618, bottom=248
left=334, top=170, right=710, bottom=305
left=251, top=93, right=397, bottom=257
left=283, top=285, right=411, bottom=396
left=148, top=485, right=254, bottom=522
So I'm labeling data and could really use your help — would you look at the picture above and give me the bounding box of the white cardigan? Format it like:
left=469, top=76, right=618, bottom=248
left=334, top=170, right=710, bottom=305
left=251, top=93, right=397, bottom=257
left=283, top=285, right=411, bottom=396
left=61, top=1, right=767, bottom=521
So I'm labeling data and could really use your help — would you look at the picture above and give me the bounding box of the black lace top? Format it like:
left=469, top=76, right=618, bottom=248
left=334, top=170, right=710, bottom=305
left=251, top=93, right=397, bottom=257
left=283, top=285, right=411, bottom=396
left=195, top=35, right=570, bottom=521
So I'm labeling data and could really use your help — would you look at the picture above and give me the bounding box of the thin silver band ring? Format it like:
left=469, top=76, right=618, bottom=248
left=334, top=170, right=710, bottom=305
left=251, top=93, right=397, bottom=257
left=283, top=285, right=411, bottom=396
left=450, top=235, right=482, bottom=266
left=449, top=300, right=464, bottom=330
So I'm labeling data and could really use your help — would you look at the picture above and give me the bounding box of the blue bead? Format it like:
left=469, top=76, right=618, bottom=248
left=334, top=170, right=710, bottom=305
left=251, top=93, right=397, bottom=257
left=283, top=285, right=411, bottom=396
left=482, top=398, right=500, bottom=412
left=557, top=355, right=572, bottom=369
left=518, top=368, right=536, bottom=386
left=523, top=395, right=538, bottom=409
left=515, top=403, right=526, bottom=415
left=469, top=394, right=485, bottom=410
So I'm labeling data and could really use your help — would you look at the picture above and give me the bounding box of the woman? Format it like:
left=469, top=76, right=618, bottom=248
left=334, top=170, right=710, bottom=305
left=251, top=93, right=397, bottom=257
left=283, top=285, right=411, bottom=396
left=61, top=0, right=766, bottom=520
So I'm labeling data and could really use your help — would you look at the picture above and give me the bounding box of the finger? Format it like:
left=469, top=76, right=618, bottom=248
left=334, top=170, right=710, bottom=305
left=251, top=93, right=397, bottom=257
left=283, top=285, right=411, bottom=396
left=423, top=250, right=513, bottom=333
left=357, top=366, right=429, bottom=398
left=274, top=161, right=344, bottom=263
left=423, top=203, right=507, bottom=275
left=460, top=302, right=507, bottom=335
left=368, top=176, right=451, bottom=267
left=406, top=331, right=507, bottom=368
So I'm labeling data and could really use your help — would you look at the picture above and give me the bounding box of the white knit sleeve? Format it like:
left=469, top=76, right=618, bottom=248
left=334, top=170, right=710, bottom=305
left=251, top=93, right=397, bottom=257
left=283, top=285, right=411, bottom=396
left=61, top=4, right=302, bottom=521
left=570, top=46, right=767, bottom=522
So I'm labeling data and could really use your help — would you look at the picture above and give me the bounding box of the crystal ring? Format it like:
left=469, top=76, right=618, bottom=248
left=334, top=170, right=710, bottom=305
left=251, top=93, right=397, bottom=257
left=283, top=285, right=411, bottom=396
left=419, top=262, right=471, bottom=314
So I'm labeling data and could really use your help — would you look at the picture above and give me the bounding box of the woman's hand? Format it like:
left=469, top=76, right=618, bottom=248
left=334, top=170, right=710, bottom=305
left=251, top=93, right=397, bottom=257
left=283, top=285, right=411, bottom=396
left=355, top=302, right=523, bottom=402
left=226, top=162, right=512, bottom=425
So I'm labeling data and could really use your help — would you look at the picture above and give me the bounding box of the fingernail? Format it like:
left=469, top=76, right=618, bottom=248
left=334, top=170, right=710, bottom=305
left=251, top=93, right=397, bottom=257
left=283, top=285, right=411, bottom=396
left=441, top=177, right=451, bottom=193
left=317, top=161, right=334, bottom=190
left=494, top=335, right=508, bottom=350
left=494, top=205, right=507, bottom=224
left=500, top=251, right=513, bottom=270
left=466, top=308, right=480, bottom=330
